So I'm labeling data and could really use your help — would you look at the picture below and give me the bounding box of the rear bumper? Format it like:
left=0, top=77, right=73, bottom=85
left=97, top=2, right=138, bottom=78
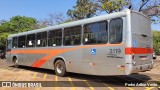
left=125, top=61, right=153, bottom=75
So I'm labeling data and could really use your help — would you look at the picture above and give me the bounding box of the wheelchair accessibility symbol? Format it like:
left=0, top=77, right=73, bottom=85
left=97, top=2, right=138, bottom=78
left=91, top=49, right=96, bottom=55
left=133, top=40, right=137, bottom=48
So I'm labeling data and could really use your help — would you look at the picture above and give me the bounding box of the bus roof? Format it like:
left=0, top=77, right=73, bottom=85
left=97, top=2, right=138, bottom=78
left=8, top=9, right=149, bottom=38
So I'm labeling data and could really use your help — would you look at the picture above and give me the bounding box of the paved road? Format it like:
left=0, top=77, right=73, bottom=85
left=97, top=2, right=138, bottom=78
left=0, top=59, right=159, bottom=90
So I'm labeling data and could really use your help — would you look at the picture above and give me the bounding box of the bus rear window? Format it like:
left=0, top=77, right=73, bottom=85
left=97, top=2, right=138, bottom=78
left=109, top=18, right=123, bottom=44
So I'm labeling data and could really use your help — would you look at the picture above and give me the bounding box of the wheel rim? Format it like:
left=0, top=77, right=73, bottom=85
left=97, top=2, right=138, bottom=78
left=56, top=62, right=63, bottom=74
left=14, top=60, right=18, bottom=66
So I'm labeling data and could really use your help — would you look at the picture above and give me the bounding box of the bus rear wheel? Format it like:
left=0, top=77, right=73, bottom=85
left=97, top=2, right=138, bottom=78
left=54, top=60, right=67, bottom=77
left=13, top=57, right=18, bottom=67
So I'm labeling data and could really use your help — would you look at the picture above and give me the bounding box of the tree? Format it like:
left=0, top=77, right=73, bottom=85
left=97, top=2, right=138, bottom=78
left=0, top=16, right=37, bottom=33
left=48, top=13, right=68, bottom=25
left=38, top=18, right=50, bottom=28
left=0, top=33, right=9, bottom=50
left=67, top=0, right=160, bottom=23
left=9, top=16, right=38, bottom=33
left=97, top=0, right=128, bottom=13
left=67, top=0, right=128, bottom=20
left=152, top=31, right=160, bottom=55
left=38, top=12, right=69, bottom=28
left=127, top=0, right=160, bottom=23
left=0, top=16, right=38, bottom=50
left=67, top=0, right=98, bottom=20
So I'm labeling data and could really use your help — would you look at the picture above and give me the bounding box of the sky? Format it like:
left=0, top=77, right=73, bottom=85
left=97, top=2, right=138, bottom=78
left=0, top=0, right=159, bottom=31
left=0, top=0, right=76, bottom=20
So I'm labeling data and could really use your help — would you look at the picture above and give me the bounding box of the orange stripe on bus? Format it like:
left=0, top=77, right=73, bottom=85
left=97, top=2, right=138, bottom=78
left=9, top=49, right=64, bottom=54
left=7, top=43, right=124, bottom=68
left=125, top=48, right=153, bottom=54
left=30, top=48, right=82, bottom=67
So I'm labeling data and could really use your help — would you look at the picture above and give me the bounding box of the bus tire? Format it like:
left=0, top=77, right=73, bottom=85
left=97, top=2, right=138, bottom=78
left=54, top=60, right=67, bottom=77
left=13, top=57, right=18, bottom=67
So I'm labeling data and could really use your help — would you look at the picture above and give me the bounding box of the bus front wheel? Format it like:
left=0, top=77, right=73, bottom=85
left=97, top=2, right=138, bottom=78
left=54, top=60, right=67, bottom=77
left=13, top=57, right=18, bottom=67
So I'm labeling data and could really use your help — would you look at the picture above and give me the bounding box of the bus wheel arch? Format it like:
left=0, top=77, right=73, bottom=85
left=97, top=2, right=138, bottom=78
left=53, top=57, right=67, bottom=77
left=12, top=56, right=18, bottom=67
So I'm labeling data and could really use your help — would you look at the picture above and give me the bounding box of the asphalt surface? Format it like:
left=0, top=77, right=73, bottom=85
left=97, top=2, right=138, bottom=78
left=0, top=59, right=159, bottom=90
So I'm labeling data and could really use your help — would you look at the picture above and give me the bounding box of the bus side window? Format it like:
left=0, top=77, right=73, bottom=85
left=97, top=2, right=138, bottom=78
left=36, top=31, right=47, bottom=47
left=7, top=39, right=12, bottom=51
left=12, top=37, right=18, bottom=48
left=64, top=26, right=81, bottom=46
left=48, top=29, right=62, bottom=46
left=83, top=21, right=108, bottom=45
left=26, top=34, right=35, bottom=47
left=109, top=18, right=123, bottom=44
left=18, top=35, right=26, bottom=48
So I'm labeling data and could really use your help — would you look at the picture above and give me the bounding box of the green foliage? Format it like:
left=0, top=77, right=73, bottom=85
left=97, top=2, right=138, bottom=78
left=152, top=31, right=160, bottom=55
left=60, top=19, right=73, bottom=24
left=67, top=0, right=128, bottom=20
left=0, top=16, right=37, bottom=50
left=98, top=0, right=128, bottom=13
left=67, top=0, right=98, bottom=20
left=0, top=33, right=9, bottom=50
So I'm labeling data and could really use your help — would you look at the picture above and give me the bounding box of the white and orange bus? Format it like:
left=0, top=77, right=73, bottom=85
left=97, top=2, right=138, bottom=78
left=6, top=9, right=153, bottom=76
